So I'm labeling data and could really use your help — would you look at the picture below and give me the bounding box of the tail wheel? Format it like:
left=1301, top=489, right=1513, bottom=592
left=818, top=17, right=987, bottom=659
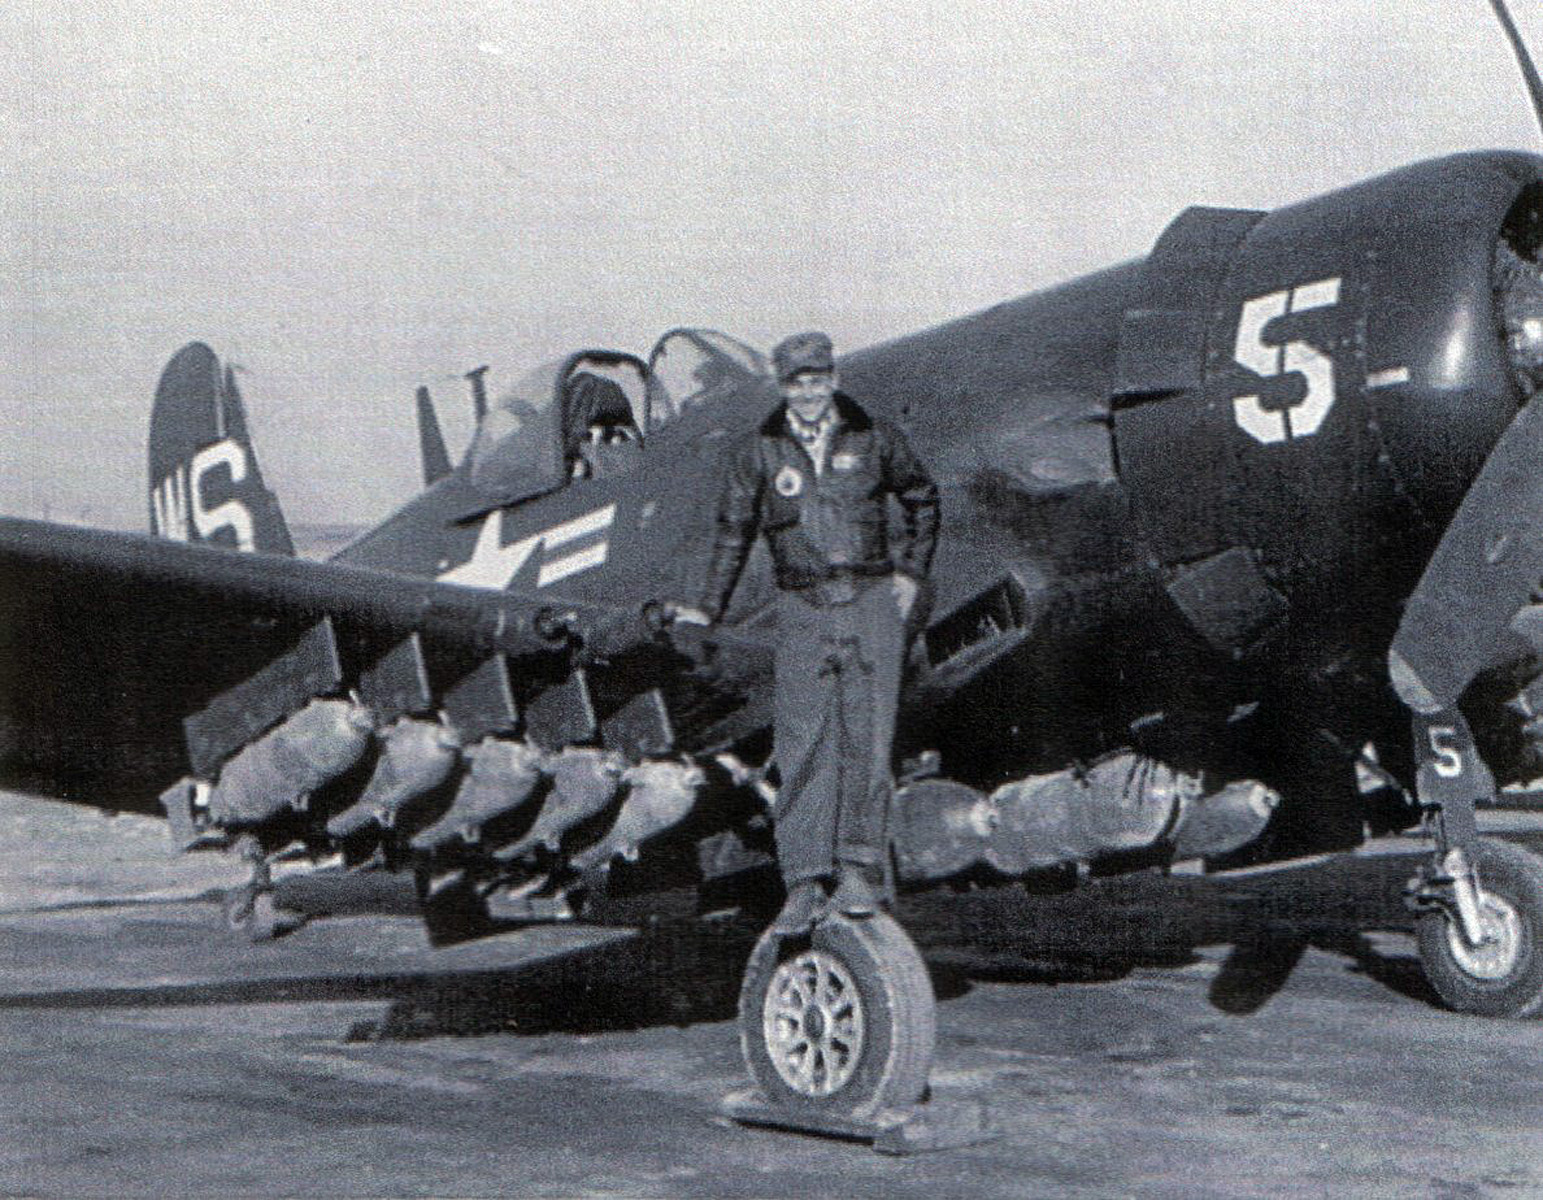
left=1417, top=837, right=1543, bottom=1018
left=738, top=912, right=935, bottom=1120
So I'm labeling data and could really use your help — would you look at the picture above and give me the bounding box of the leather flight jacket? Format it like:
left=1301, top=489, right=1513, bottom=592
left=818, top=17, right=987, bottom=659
left=697, top=392, right=940, bottom=618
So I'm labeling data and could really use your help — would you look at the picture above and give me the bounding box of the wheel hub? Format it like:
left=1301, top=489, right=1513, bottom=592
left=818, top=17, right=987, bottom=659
left=762, top=949, right=865, bottom=1098
left=1446, top=890, right=1524, bottom=981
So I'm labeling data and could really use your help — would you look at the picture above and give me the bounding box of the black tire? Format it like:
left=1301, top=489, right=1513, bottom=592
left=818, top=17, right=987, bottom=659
left=1416, top=838, right=1543, bottom=1018
left=738, top=912, right=935, bottom=1120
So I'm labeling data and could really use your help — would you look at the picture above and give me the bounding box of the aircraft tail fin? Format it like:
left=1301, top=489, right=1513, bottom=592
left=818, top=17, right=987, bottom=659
left=147, top=342, right=295, bottom=555
left=416, top=385, right=453, bottom=486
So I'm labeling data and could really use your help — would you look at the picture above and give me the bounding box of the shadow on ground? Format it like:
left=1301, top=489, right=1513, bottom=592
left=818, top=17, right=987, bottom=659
left=0, top=913, right=759, bottom=1036
left=0, top=847, right=1448, bottom=1037
left=903, top=848, right=1440, bottom=1012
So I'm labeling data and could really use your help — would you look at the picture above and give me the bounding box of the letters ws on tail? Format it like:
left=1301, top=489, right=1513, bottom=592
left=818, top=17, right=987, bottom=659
left=147, top=342, right=295, bottom=555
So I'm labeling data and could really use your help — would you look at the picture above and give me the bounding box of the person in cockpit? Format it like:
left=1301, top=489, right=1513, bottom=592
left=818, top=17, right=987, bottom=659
left=562, top=371, right=642, bottom=480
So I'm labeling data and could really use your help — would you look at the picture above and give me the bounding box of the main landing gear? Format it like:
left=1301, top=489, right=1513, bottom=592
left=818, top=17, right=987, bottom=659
left=1409, top=837, right=1543, bottom=1018
left=724, top=910, right=994, bottom=1154
left=1404, top=710, right=1543, bottom=1018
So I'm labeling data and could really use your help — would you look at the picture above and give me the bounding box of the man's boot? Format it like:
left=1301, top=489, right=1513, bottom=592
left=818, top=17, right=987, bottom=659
left=831, top=865, right=877, bottom=917
left=771, top=879, right=826, bottom=935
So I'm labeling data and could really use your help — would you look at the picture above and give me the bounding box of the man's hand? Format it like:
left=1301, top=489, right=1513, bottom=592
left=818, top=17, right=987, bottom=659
left=890, top=573, right=919, bottom=618
left=665, top=601, right=713, bottom=627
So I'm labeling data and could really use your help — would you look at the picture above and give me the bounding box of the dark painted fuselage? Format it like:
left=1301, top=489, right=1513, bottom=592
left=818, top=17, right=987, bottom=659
left=330, top=152, right=1543, bottom=800
left=8, top=153, right=1541, bottom=827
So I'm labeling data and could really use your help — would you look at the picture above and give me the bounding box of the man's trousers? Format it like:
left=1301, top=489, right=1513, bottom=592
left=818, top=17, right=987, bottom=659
left=772, top=578, right=906, bottom=884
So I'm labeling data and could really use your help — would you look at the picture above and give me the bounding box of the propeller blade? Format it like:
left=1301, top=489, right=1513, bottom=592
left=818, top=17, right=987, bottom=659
left=1490, top=0, right=1543, bottom=141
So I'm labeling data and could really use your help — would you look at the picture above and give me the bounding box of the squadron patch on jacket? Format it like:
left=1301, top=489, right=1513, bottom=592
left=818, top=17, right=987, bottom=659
left=831, top=451, right=858, bottom=471
left=774, top=465, right=804, bottom=497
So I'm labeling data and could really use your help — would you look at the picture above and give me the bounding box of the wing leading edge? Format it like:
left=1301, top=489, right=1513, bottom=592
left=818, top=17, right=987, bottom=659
left=0, top=517, right=771, bottom=810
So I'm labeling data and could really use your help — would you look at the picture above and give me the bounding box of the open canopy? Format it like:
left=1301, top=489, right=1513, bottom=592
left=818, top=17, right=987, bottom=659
left=465, top=351, right=648, bottom=504
left=462, top=331, right=770, bottom=505
left=645, top=328, right=771, bottom=430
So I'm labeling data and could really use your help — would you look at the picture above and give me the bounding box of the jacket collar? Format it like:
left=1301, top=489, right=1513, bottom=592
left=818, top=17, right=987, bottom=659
left=759, top=391, right=872, bottom=437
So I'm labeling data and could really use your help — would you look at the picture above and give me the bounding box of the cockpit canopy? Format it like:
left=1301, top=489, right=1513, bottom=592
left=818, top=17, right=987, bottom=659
left=464, top=330, right=772, bottom=505
left=646, top=328, right=771, bottom=428
left=466, top=351, right=649, bottom=504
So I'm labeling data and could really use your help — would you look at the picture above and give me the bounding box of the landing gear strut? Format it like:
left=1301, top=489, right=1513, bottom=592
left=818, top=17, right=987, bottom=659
left=221, top=835, right=305, bottom=942
left=1404, top=710, right=1543, bottom=1017
left=1410, top=837, right=1543, bottom=1017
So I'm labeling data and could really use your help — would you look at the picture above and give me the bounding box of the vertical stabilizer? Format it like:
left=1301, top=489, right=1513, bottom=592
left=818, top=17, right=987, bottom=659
left=416, top=385, right=453, bottom=486
left=147, top=342, right=295, bottom=555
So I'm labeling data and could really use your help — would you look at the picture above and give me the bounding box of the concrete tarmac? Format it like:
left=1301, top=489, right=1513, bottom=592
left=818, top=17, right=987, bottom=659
left=1, top=792, right=1541, bottom=1198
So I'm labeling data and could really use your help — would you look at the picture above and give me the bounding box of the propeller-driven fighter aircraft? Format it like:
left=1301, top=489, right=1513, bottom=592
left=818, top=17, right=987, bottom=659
left=7, top=0, right=1543, bottom=1126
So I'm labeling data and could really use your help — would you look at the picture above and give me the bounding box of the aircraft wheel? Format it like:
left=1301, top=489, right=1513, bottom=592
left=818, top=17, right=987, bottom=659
left=738, top=912, right=935, bottom=1120
left=1417, top=838, right=1543, bottom=1018
left=222, top=888, right=304, bottom=943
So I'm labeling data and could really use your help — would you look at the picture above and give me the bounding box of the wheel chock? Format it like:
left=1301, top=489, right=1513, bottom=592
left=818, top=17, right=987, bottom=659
left=718, top=1087, right=998, bottom=1155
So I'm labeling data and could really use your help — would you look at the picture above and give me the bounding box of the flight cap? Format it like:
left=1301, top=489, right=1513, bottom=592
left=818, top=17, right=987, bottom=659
left=772, top=331, right=835, bottom=382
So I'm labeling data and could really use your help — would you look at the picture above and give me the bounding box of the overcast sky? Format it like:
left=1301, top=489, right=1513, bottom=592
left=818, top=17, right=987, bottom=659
left=2, top=0, right=1540, bottom=528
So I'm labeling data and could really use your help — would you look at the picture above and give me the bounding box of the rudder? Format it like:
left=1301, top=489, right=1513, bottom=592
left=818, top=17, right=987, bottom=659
left=147, top=342, right=294, bottom=555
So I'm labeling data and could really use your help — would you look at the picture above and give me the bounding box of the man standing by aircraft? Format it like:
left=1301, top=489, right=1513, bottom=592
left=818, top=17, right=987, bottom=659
left=671, top=331, right=939, bottom=934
